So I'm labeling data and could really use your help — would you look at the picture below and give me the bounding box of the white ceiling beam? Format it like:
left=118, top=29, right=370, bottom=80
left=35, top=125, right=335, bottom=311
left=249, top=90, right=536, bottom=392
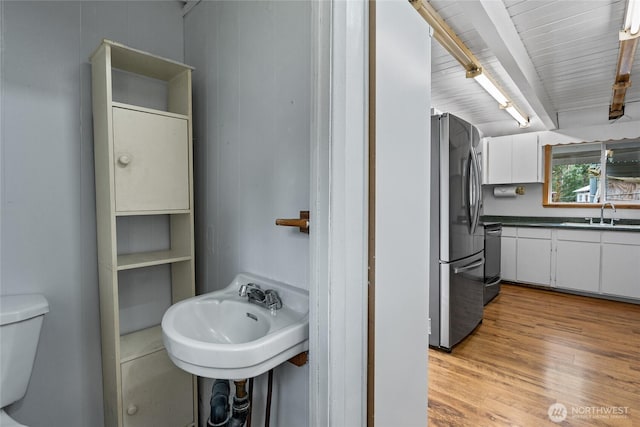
left=462, top=0, right=558, bottom=130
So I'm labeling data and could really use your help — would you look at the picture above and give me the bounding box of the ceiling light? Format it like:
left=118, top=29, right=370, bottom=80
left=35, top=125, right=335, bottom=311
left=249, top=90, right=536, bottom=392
left=409, top=0, right=530, bottom=129
left=503, top=104, right=530, bottom=128
left=467, top=68, right=510, bottom=107
left=623, top=0, right=640, bottom=36
left=467, top=68, right=530, bottom=127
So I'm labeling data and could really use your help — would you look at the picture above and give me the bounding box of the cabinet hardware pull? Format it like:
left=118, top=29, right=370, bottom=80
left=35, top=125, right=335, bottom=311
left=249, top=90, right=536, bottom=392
left=127, top=405, right=138, bottom=416
left=275, top=210, right=309, bottom=233
left=118, top=154, right=132, bottom=166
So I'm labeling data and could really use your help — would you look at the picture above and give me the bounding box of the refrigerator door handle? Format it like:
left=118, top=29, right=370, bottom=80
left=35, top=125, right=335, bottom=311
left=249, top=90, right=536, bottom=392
left=465, top=151, right=474, bottom=234
left=468, top=147, right=481, bottom=234
left=453, top=257, right=485, bottom=274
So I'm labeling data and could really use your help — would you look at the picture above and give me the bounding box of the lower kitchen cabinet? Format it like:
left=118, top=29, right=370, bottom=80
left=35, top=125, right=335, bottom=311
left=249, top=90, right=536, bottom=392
left=555, top=230, right=600, bottom=293
left=500, top=226, right=639, bottom=302
left=515, top=228, right=552, bottom=285
left=601, top=232, right=640, bottom=299
left=121, top=349, right=194, bottom=427
left=501, top=228, right=517, bottom=282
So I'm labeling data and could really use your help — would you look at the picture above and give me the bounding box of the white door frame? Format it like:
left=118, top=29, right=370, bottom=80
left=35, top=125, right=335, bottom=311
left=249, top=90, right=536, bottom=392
left=308, top=1, right=369, bottom=426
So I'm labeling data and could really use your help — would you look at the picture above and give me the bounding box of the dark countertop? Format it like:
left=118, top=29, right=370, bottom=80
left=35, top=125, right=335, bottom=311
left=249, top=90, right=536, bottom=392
left=481, top=216, right=640, bottom=232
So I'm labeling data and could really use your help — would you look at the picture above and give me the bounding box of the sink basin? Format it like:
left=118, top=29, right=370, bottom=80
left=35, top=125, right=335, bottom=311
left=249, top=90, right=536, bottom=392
left=162, top=273, right=308, bottom=379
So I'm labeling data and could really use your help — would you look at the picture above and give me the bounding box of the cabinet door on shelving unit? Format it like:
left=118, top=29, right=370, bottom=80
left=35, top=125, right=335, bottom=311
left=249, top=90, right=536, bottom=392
left=121, top=350, right=194, bottom=427
left=113, top=107, right=189, bottom=212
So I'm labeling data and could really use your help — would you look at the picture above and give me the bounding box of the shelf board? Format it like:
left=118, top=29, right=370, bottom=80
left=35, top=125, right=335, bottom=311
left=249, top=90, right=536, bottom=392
left=112, top=102, right=189, bottom=121
left=115, top=209, right=191, bottom=217
left=117, top=250, right=191, bottom=270
left=120, top=325, right=164, bottom=363
left=96, top=39, right=194, bottom=82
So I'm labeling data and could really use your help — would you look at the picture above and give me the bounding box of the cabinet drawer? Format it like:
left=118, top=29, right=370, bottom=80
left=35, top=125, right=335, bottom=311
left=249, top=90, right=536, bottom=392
left=121, top=349, right=194, bottom=427
left=517, top=227, right=551, bottom=239
left=601, top=231, right=640, bottom=245
left=557, top=229, right=601, bottom=243
left=501, top=226, right=517, bottom=237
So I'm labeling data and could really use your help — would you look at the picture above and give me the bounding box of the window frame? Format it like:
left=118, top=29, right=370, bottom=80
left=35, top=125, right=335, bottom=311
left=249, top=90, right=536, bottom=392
left=543, top=142, right=640, bottom=209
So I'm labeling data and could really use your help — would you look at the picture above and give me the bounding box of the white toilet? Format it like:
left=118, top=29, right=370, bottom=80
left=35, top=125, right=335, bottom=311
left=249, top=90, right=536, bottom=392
left=0, top=294, right=49, bottom=427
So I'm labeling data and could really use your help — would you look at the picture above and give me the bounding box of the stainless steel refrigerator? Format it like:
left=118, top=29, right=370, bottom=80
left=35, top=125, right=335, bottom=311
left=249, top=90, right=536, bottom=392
left=429, top=113, right=485, bottom=352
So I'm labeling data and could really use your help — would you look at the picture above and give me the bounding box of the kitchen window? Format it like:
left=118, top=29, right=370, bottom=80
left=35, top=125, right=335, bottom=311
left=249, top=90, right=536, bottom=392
left=543, top=139, right=640, bottom=208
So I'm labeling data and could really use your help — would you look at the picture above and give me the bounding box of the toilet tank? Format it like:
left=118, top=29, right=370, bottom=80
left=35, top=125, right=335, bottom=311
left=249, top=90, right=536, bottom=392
left=0, top=294, right=49, bottom=408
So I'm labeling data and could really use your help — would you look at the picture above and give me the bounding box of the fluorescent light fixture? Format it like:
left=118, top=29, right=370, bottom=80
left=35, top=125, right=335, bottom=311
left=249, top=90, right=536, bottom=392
left=468, top=68, right=530, bottom=127
left=504, top=104, right=530, bottom=128
left=624, top=0, right=640, bottom=36
left=469, top=69, right=530, bottom=128
left=469, top=70, right=510, bottom=107
left=409, top=0, right=531, bottom=128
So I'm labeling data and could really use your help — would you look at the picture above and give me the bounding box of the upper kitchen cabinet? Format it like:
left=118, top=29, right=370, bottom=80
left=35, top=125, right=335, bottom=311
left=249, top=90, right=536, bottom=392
left=483, top=133, right=542, bottom=184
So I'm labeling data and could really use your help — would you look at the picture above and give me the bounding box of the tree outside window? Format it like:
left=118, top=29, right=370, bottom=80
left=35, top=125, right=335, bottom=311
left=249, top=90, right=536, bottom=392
left=544, top=139, right=640, bottom=207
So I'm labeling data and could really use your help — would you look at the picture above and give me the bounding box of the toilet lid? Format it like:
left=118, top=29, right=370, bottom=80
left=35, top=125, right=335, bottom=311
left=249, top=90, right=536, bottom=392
left=0, top=294, right=49, bottom=326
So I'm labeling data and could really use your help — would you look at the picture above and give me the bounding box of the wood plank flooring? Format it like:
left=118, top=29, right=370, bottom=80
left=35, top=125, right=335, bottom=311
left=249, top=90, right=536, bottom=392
left=428, top=284, right=640, bottom=426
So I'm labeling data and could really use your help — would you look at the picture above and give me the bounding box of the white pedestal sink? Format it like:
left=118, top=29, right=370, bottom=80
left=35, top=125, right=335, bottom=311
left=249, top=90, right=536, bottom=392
left=162, top=273, right=309, bottom=379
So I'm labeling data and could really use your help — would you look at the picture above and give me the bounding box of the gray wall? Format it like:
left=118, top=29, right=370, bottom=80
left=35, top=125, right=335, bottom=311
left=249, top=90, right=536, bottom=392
left=0, top=2, right=184, bottom=425
left=184, top=2, right=311, bottom=425
left=484, top=182, right=640, bottom=220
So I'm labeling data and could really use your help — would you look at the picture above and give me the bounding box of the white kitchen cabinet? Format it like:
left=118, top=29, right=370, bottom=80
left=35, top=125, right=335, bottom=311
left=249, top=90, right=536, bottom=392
left=485, top=136, right=512, bottom=184
left=91, top=40, right=197, bottom=427
left=601, top=232, right=640, bottom=299
left=500, top=225, right=640, bottom=302
left=484, top=133, right=542, bottom=184
left=554, top=229, right=600, bottom=293
left=516, top=228, right=552, bottom=285
left=501, top=227, right=517, bottom=281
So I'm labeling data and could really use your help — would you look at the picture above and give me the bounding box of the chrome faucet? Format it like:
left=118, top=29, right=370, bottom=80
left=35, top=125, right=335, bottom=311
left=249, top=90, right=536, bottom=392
left=238, top=283, right=283, bottom=313
left=600, top=202, right=617, bottom=225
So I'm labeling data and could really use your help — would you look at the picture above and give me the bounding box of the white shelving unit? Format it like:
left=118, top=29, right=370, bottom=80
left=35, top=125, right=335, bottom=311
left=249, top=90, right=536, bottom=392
left=91, top=39, right=197, bottom=427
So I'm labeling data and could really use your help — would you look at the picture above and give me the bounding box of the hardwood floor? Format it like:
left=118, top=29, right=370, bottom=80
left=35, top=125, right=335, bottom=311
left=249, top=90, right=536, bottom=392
left=428, top=284, right=640, bottom=427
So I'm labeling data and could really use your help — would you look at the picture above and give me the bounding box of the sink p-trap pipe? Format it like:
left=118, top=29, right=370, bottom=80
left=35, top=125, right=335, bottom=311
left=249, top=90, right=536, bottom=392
left=228, top=379, right=251, bottom=427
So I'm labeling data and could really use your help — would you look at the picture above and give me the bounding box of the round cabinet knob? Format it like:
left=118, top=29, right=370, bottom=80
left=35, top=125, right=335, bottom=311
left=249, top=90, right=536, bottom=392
left=118, top=154, right=131, bottom=166
left=127, top=405, right=138, bottom=416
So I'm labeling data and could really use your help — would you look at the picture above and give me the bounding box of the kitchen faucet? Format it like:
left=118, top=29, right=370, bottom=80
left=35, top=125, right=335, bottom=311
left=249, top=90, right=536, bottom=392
left=600, top=202, right=617, bottom=225
left=238, top=283, right=283, bottom=313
